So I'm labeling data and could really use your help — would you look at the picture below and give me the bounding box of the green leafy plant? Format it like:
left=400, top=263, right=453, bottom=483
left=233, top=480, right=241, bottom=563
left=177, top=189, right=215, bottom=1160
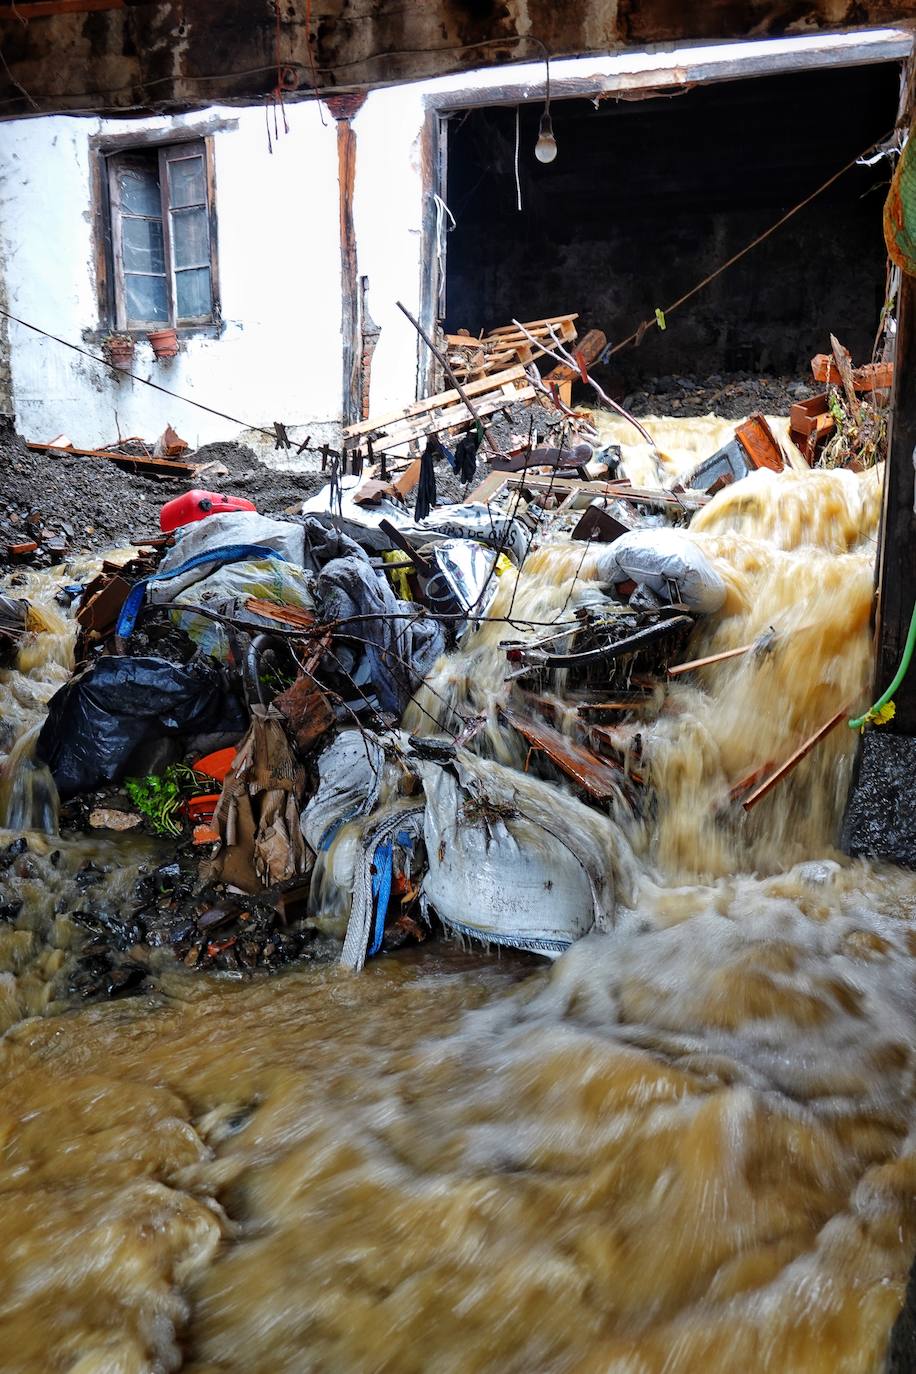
left=125, top=764, right=211, bottom=836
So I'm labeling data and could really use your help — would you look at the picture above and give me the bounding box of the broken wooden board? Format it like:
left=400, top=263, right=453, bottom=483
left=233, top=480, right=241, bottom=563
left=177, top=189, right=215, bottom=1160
left=811, top=354, right=893, bottom=391
left=27, top=441, right=197, bottom=479
left=542, top=328, right=608, bottom=385
left=347, top=380, right=537, bottom=458
left=343, top=365, right=528, bottom=442
left=499, top=704, right=625, bottom=803
left=243, top=599, right=317, bottom=632
left=76, top=573, right=131, bottom=634
left=507, top=476, right=709, bottom=510
left=571, top=504, right=630, bottom=543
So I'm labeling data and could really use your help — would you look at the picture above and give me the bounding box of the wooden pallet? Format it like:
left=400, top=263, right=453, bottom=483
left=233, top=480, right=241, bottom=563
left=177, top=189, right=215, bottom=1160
left=342, top=365, right=536, bottom=458
left=445, top=314, right=578, bottom=383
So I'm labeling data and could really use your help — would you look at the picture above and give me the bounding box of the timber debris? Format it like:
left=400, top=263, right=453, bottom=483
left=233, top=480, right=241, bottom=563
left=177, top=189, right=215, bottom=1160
left=4, top=318, right=872, bottom=991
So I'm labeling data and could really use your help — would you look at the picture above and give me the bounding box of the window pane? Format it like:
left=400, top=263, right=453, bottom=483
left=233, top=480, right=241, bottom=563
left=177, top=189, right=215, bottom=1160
left=122, top=216, right=165, bottom=274
left=125, top=272, right=169, bottom=324
left=118, top=164, right=161, bottom=216
left=171, top=207, right=209, bottom=268
left=168, top=155, right=206, bottom=208
left=175, top=267, right=211, bottom=319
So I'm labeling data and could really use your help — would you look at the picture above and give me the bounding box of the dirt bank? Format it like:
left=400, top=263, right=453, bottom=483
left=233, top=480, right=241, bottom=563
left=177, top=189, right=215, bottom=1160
left=0, top=426, right=329, bottom=574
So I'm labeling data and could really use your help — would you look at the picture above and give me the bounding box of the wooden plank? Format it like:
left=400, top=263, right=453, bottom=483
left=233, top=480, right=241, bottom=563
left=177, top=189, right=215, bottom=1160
left=499, top=705, right=624, bottom=802
left=243, top=599, right=317, bottom=631
left=506, top=476, right=708, bottom=508
left=367, top=384, right=536, bottom=456
left=875, top=270, right=916, bottom=735
left=741, top=709, right=848, bottom=811
left=343, top=365, right=527, bottom=440
left=464, top=471, right=509, bottom=505
left=392, top=458, right=422, bottom=497
left=488, top=314, right=578, bottom=337
left=668, top=643, right=755, bottom=677
left=26, top=441, right=196, bottom=478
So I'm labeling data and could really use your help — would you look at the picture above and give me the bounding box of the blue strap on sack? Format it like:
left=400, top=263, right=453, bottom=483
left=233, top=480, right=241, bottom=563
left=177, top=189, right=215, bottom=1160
left=368, top=840, right=394, bottom=958
left=116, top=543, right=288, bottom=639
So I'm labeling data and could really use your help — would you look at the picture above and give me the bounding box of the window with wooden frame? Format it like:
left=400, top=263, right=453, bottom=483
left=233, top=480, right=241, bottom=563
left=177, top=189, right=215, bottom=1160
left=105, top=139, right=218, bottom=331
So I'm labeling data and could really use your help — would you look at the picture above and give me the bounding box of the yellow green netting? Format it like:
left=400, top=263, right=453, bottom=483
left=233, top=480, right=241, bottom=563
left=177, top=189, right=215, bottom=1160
left=885, top=131, right=916, bottom=276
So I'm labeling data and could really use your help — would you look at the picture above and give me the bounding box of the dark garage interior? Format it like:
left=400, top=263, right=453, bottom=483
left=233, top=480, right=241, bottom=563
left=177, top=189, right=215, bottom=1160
left=444, top=61, right=902, bottom=393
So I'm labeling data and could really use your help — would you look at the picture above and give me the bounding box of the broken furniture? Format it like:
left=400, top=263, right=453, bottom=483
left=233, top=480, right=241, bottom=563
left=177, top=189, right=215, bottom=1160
left=444, top=313, right=579, bottom=384
left=678, top=412, right=785, bottom=495
left=341, top=365, right=537, bottom=461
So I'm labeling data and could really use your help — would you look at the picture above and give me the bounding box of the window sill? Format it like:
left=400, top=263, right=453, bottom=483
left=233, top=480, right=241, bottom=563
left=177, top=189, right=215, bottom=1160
left=85, top=321, right=225, bottom=346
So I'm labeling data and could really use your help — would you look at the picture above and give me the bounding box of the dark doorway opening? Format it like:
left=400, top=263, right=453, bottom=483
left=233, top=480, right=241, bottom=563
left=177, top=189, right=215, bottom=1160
left=443, top=62, right=900, bottom=397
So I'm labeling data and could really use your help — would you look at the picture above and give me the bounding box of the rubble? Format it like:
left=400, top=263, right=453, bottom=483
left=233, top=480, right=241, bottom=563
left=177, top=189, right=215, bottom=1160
left=2, top=324, right=875, bottom=995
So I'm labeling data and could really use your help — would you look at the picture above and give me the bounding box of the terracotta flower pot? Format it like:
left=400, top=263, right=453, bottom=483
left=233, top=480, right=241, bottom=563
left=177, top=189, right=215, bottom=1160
left=148, top=328, right=179, bottom=360
left=103, top=337, right=134, bottom=369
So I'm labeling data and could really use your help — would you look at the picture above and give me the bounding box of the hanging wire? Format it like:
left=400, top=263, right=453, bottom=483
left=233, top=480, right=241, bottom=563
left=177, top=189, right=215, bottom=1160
left=0, top=305, right=286, bottom=444
left=514, top=105, right=522, bottom=212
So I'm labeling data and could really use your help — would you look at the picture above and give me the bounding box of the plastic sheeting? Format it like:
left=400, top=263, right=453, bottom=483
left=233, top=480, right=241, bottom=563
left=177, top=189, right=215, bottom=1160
left=36, top=655, right=242, bottom=797
left=418, top=752, right=619, bottom=957
left=591, top=528, right=727, bottom=613
left=171, top=559, right=316, bottom=660
left=154, top=512, right=305, bottom=599
left=316, top=557, right=445, bottom=714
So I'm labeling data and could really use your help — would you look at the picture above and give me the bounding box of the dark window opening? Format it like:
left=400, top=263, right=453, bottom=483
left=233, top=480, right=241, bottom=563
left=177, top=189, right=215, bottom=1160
left=105, top=139, right=217, bottom=331
left=443, top=63, right=900, bottom=393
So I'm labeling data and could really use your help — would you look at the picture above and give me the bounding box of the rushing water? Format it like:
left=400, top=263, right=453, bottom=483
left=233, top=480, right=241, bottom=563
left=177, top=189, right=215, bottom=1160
left=2, top=423, right=916, bottom=1374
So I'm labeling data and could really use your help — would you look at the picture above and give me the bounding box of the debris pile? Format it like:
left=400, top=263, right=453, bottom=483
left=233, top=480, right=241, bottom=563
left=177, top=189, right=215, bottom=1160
left=6, top=325, right=885, bottom=991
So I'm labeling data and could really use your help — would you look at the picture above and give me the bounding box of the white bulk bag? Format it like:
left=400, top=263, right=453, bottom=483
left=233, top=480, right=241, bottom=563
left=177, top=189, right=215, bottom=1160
left=592, top=528, right=726, bottom=613
left=419, top=753, right=617, bottom=957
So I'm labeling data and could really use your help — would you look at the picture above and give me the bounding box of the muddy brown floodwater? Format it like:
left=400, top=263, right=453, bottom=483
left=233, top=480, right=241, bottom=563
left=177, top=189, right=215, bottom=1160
left=2, top=418, right=916, bottom=1373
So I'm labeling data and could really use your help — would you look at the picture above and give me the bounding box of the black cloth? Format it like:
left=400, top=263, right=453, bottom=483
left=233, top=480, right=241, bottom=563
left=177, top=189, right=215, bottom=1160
left=452, top=429, right=481, bottom=485
left=414, top=435, right=439, bottom=522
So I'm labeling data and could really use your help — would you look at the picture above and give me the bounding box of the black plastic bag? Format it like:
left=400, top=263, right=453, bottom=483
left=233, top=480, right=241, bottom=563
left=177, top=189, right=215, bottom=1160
left=36, top=655, right=244, bottom=798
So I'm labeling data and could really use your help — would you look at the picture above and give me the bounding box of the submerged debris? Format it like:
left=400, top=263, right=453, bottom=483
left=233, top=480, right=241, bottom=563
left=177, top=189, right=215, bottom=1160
left=0, top=323, right=878, bottom=997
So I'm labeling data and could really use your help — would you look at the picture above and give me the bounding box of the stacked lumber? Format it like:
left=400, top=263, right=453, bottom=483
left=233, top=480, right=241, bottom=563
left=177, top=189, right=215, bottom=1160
left=342, top=364, right=537, bottom=459
left=445, top=314, right=578, bottom=383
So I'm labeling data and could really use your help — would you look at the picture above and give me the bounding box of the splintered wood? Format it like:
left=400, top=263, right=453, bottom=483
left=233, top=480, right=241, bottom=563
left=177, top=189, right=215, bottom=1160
left=342, top=365, right=536, bottom=459
left=445, top=314, right=579, bottom=383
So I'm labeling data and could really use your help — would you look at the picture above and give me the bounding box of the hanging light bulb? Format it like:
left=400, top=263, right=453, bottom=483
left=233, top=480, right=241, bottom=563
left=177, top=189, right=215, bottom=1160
left=534, top=108, right=557, bottom=163
left=533, top=49, right=557, bottom=164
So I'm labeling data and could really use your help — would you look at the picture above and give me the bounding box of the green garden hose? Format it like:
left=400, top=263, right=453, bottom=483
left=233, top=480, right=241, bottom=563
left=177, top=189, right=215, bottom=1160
left=849, top=599, right=916, bottom=730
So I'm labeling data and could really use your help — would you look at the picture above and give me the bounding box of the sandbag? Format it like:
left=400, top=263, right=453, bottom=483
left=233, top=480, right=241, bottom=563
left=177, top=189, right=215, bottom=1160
left=155, top=511, right=305, bottom=597
left=300, top=729, right=385, bottom=853
left=417, top=504, right=531, bottom=566
left=418, top=753, right=617, bottom=957
left=36, top=656, right=243, bottom=797
left=591, top=528, right=726, bottom=613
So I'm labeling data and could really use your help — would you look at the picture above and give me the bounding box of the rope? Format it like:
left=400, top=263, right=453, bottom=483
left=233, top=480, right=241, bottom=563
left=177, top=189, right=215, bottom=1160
left=0, top=306, right=283, bottom=443
left=599, top=133, right=893, bottom=363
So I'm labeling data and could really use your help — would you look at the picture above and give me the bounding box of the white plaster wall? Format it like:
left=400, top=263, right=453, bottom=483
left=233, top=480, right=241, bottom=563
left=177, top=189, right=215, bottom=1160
left=1, top=31, right=904, bottom=448
left=0, top=103, right=342, bottom=448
